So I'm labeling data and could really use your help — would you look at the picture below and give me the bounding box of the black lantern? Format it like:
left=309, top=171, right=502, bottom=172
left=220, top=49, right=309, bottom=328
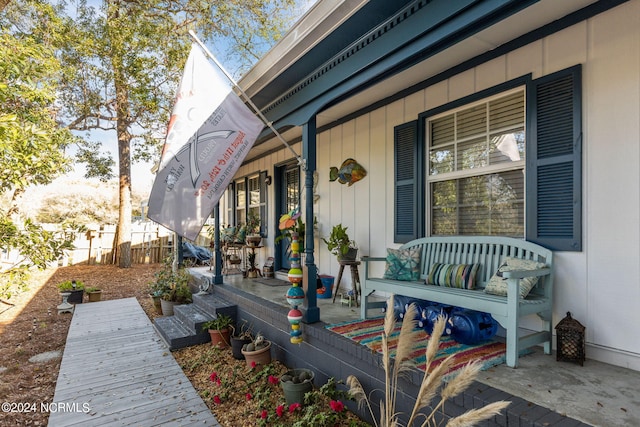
left=555, top=311, right=585, bottom=366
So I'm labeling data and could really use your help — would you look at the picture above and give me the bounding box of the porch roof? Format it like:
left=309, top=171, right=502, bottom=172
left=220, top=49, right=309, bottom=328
left=239, top=0, right=626, bottom=163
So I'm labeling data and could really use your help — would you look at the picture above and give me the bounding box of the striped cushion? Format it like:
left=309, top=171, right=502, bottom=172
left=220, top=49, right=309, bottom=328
left=427, top=263, right=480, bottom=289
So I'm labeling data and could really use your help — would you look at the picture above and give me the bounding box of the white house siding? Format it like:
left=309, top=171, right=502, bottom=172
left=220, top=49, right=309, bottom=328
left=239, top=1, right=640, bottom=370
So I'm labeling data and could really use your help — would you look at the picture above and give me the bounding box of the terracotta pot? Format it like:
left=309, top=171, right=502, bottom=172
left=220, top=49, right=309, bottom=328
left=241, top=340, right=272, bottom=369
left=208, top=328, right=231, bottom=348
left=87, top=290, right=102, bottom=302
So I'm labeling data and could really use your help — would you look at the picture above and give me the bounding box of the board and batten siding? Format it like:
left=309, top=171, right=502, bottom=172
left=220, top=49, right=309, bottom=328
left=239, top=1, right=639, bottom=370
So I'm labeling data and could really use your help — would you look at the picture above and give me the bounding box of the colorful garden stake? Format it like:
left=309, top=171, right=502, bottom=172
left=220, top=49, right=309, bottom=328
left=286, top=231, right=304, bottom=344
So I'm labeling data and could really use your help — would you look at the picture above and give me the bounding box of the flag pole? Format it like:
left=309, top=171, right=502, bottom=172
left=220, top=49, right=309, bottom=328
left=188, top=30, right=303, bottom=167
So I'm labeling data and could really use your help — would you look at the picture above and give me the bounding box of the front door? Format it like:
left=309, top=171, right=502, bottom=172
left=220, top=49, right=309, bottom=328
left=275, top=163, right=300, bottom=271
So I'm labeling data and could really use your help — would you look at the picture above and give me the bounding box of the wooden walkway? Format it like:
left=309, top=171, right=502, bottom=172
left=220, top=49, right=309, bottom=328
left=48, top=298, right=219, bottom=426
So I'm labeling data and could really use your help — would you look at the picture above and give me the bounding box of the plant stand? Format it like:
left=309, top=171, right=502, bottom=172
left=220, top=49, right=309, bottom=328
left=57, top=292, right=74, bottom=315
left=332, top=260, right=361, bottom=306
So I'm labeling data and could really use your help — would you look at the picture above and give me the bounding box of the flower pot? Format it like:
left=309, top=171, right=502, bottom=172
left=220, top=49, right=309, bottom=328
left=246, top=235, right=262, bottom=246
left=231, top=336, right=252, bottom=360
left=151, top=295, right=163, bottom=315
left=337, top=248, right=358, bottom=262
left=160, top=299, right=178, bottom=316
left=66, top=289, right=84, bottom=304
left=87, top=290, right=102, bottom=302
left=241, top=340, right=271, bottom=369
left=208, top=328, right=231, bottom=348
left=280, top=369, right=314, bottom=406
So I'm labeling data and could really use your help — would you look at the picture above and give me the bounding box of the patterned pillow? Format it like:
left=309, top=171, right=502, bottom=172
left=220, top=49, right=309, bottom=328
left=382, top=247, right=421, bottom=281
left=484, top=257, right=547, bottom=298
left=426, top=263, right=480, bottom=289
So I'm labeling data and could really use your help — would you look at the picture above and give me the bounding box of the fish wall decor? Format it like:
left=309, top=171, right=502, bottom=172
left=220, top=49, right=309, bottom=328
left=329, top=158, right=367, bottom=186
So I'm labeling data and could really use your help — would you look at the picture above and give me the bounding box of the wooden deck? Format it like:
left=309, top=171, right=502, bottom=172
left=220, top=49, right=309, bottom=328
left=48, top=298, right=219, bottom=426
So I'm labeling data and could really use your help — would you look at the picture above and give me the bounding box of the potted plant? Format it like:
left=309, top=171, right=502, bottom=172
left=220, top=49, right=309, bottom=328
left=57, top=280, right=85, bottom=304
left=202, top=313, right=234, bottom=348
left=245, top=212, right=262, bottom=246
left=160, top=267, right=192, bottom=316
left=230, top=320, right=254, bottom=360
left=280, top=368, right=315, bottom=406
left=246, top=251, right=259, bottom=278
left=241, top=333, right=272, bottom=369
left=323, top=224, right=358, bottom=261
left=85, top=286, right=102, bottom=302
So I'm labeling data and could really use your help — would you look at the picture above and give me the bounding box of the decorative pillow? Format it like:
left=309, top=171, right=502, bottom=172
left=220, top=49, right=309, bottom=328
left=484, top=257, right=547, bottom=298
left=426, top=263, right=480, bottom=289
left=382, top=247, right=421, bottom=281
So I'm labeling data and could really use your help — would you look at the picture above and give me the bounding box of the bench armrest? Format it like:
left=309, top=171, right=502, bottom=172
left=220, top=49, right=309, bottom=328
left=501, top=267, right=551, bottom=280
left=360, top=256, right=386, bottom=263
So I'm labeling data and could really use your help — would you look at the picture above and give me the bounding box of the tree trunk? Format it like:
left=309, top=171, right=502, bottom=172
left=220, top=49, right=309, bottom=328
left=111, top=3, right=132, bottom=268
left=115, top=85, right=132, bottom=268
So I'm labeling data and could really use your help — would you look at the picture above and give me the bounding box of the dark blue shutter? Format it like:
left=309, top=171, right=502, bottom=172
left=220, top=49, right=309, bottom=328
left=394, top=121, right=419, bottom=243
left=526, top=65, right=582, bottom=251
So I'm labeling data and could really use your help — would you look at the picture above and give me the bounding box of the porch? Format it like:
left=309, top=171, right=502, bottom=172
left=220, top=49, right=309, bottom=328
left=190, top=267, right=638, bottom=427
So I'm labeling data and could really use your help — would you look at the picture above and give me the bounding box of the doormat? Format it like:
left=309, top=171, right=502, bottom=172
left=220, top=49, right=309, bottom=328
left=254, top=277, right=291, bottom=287
left=326, top=317, right=529, bottom=376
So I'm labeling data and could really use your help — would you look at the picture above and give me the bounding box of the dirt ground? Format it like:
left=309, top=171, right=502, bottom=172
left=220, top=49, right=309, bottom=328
left=0, top=264, right=160, bottom=426
left=0, top=264, right=366, bottom=426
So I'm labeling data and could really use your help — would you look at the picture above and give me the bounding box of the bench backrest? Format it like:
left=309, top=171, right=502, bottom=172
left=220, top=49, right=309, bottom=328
left=400, top=236, right=553, bottom=296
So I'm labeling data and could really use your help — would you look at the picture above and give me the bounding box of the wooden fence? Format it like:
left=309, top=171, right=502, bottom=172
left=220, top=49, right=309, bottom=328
left=0, top=222, right=212, bottom=267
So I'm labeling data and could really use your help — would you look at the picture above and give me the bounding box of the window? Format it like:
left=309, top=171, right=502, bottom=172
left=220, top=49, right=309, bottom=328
left=427, top=90, right=525, bottom=236
left=227, top=172, right=268, bottom=236
left=395, top=65, right=582, bottom=251
left=235, top=179, right=246, bottom=227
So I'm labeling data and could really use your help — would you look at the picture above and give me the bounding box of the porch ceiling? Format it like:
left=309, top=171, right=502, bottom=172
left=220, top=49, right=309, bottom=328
left=242, top=0, right=608, bottom=163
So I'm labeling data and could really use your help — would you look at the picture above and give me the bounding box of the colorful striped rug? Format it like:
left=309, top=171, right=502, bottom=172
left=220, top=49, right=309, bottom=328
left=326, top=317, right=519, bottom=376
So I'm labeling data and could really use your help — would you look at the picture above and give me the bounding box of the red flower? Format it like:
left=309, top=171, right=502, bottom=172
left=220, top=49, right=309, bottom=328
left=276, top=404, right=285, bottom=417
left=251, top=361, right=257, bottom=369
left=245, top=393, right=252, bottom=400
left=330, top=400, right=344, bottom=412
left=260, top=409, right=268, bottom=419
left=216, top=378, right=221, bottom=386
left=268, top=375, right=279, bottom=385
left=209, top=372, right=218, bottom=382
left=213, top=395, right=222, bottom=405
left=289, top=403, right=301, bottom=413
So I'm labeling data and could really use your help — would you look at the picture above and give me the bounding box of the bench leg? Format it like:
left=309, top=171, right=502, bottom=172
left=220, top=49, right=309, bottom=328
left=506, top=327, right=519, bottom=368
left=540, top=310, right=553, bottom=355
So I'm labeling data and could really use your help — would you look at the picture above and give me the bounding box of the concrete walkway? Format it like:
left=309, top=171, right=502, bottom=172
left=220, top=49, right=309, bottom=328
left=48, top=298, right=219, bottom=426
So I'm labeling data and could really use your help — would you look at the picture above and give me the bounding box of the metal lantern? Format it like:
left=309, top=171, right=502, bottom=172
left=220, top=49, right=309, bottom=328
left=555, top=311, right=585, bottom=366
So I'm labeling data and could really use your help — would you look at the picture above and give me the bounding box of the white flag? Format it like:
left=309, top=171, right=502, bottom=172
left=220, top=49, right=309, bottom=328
left=147, top=45, right=264, bottom=240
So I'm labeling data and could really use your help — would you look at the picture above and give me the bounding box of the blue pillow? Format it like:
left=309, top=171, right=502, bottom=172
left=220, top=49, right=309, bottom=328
left=382, top=247, right=421, bottom=281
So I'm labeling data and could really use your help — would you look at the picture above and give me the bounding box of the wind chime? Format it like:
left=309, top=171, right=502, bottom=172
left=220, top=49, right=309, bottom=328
left=285, top=231, right=304, bottom=344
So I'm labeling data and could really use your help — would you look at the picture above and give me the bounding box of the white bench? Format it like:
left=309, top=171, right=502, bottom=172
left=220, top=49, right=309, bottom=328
left=361, top=236, right=554, bottom=368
